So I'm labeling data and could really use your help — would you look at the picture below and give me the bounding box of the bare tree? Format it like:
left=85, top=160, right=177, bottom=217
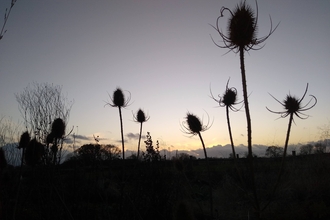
left=16, top=82, right=73, bottom=143
left=15, top=83, right=73, bottom=164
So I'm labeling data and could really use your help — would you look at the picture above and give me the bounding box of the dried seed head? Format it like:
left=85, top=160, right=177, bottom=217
left=211, top=0, right=278, bottom=53
left=134, top=109, right=149, bottom=123
left=107, top=87, right=131, bottom=109
left=137, top=109, right=146, bottom=122
left=51, top=118, right=65, bottom=139
left=228, top=2, right=256, bottom=48
left=222, top=88, right=237, bottom=107
left=113, top=88, right=125, bottom=107
left=284, top=95, right=300, bottom=114
left=186, top=113, right=203, bottom=134
left=267, top=83, right=317, bottom=119
left=18, top=131, right=30, bottom=149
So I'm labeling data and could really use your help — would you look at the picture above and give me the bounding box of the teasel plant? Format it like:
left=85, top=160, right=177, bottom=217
left=133, top=109, right=149, bottom=159
left=210, top=78, right=242, bottom=160
left=210, top=79, right=249, bottom=198
left=263, top=83, right=317, bottom=211
left=211, top=1, right=278, bottom=216
left=181, top=112, right=213, bottom=218
left=106, top=87, right=131, bottom=159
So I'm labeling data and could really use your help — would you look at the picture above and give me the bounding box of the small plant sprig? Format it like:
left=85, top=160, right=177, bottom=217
left=133, top=109, right=149, bottom=159
left=264, top=83, right=317, bottom=210
left=181, top=112, right=213, bottom=218
left=106, top=87, right=131, bottom=160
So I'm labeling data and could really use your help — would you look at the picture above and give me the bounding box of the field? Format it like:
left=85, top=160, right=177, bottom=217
left=1, top=154, right=330, bottom=220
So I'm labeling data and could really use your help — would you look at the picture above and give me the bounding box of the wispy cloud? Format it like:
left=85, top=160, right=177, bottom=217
left=126, top=132, right=146, bottom=140
left=74, top=134, right=92, bottom=141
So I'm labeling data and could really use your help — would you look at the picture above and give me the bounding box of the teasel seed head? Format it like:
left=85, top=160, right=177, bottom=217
left=267, top=83, right=317, bottom=119
left=51, top=118, right=65, bottom=139
left=211, top=0, right=278, bottom=53
left=182, top=112, right=210, bottom=135
left=107, top=87, right=131, bottom=108
left=133, top=109, right=150, bottom=123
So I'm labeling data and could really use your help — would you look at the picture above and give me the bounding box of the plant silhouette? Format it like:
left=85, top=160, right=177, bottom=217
left=106, top=87, right=131, bottom=160
left=264, top=83, right=317, bottom=211
left=211, top=1, right=278, bottom=216
left=182, top=112, right=213, bottom=218
left=210, top=78, right=242, bottom=160
left=133, top=109, right=149, bottom=159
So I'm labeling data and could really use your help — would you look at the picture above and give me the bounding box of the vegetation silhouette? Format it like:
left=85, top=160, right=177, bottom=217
left=133, top=109, right=149, bottom=159
left=106, top=87, right=131, bottom=160
left=264, top=83, right=317, bottom=211
left=1, top=1, right=328, bottom=219
left=15, top=82, right=73, bottom=154
left=210, top=78, right=242, bottom=160
left=211, top=1, right=278, bottom=217
left=181, top=112, right=213, bottom=218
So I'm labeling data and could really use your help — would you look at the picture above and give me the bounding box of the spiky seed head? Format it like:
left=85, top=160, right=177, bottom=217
left=113, top=88, right=125, bottom=107
left=186, top=113, right=203, bottom=134
left=18, top=131, right=30, bottom=149
left=137, top=109, right=146, bottom=123
left=51, top=118, right=65, bottom=139
left=223, top=88, right=237, bottom=106
left=284, top=95, right=300, bottom=114
left=229, top=2, right=256, bottom=48
left=267, top=83, right=317, bottom=119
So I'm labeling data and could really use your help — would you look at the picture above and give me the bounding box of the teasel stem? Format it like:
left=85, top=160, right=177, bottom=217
left=197, top=131, right=213, bottom=218
left=137, top=122, right=142, bottom=159
left=262, top=112, right=293, bottom=212
left=239, top=46, right=260, bottom=215
left=226, top=106, right=236, bottom=159
left=118, top=106, right=125, bottom=160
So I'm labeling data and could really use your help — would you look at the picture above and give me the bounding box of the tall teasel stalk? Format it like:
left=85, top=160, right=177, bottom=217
left=182, top=112, right=213, bottom=218
left=211, top=1, right=278, bottom=216
left=133, top=109, right=149, bottom=159
left=264, top=83, right=317, bottom=211
left=106, top=88, right=131, bottom=160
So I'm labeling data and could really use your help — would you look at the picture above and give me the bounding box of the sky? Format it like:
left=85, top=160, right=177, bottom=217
left=0, top=0, right=329, bottom=156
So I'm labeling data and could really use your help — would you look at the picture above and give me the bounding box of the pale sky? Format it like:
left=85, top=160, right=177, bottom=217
left=0, top=0, right=329, bottom=154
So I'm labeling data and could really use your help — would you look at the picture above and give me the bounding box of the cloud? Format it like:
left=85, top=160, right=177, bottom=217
left=64, top=134, right=92, bottom=144
left=74, top=135, right=92, bottom=141
left=126, top=132, right=146, bottom=140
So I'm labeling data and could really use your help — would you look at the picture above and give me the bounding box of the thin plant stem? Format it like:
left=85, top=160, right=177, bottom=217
left=262, top=113, right=293, bottom=212
left=118, top=107, right=125, bottom=160
left=239, top=46, right=260, bottom=216
left=197, top=132, right=213, bottom=218
left=226, top=106, right=237, bottom=159
left=137, top=122, right=142, bottom=159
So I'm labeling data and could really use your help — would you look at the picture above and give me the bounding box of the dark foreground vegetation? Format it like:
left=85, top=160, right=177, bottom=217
left=1, top=154, right=330, bottom=220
